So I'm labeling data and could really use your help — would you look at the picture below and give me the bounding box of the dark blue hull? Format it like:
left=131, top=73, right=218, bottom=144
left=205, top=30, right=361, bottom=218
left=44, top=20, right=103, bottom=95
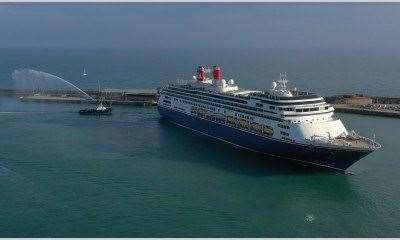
left=79, top=108, right=112, bottom=115
left=158, top=106, right=372, bottom=171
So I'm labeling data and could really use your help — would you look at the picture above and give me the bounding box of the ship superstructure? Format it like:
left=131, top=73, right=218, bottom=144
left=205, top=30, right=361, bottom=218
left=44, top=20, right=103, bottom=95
left=157, top=66, right=380, bottom=171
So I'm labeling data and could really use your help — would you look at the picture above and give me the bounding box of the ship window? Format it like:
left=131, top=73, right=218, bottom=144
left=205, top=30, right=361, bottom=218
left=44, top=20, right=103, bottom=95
left=269, top=106, right=275, bottom=110
left=325, top=106, right=329, bottom=110
left=303, top=108, right=310, bottom=112
left=280, top=131, right=289, bottom=136
left=282, top=137, right=292, bottom=141
left=256, top=103, right=263, bottom=108
left=278, top=124, right=290, bottom=129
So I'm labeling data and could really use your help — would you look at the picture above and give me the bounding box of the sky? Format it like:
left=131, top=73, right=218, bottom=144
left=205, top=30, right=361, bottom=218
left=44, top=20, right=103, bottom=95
left=0, top=3, right=399, bottom=49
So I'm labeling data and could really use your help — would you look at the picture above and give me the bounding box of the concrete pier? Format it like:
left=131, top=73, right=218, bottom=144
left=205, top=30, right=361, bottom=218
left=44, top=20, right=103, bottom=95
left=332, top=104, right=400, bottom=118
left=325, top=94, right=400, bottom=118
left=1, top=89, right=400, bottom=118
left=1, top=88, right=157, bottom=106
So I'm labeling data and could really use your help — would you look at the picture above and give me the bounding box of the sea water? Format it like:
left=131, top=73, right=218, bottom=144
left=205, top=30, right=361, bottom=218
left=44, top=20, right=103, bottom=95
left=0, top=48, right=399, bottom=237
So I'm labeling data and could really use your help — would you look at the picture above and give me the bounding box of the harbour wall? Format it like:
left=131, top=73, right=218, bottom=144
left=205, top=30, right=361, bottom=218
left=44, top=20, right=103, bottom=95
left=1, top=89, right=400, bottom=118
left=331, top=104, right=400, bottom=118
left=0, top=88, right=158, bottom=106
left=325, top=94, right=400, bottom=118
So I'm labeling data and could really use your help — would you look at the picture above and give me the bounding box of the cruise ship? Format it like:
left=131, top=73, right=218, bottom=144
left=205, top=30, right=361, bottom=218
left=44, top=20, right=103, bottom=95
left=157, top=66, right=381, bottom=171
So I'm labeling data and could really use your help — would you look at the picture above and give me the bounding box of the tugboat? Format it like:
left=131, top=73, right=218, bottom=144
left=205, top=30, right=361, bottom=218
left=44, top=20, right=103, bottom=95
left=79, top=78, right=112, bottom=115
left=79, top=101, right=112, bottom=115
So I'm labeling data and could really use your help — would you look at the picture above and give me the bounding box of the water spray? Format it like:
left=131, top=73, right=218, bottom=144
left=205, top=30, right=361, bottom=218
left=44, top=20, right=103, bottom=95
left=12, top=69, right=95, bottom=101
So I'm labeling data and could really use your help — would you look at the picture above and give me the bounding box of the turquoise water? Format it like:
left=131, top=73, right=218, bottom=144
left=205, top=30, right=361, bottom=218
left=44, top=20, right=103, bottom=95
left=0, top=49, right=399, bottom=237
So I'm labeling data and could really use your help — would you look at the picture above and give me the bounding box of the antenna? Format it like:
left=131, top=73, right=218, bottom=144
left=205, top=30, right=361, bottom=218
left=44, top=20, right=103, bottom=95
left=97, top=79, right=100, bottom=93
left=97, top=79, right=102, bottom=104
left=277, top=72, right=288, bottom=90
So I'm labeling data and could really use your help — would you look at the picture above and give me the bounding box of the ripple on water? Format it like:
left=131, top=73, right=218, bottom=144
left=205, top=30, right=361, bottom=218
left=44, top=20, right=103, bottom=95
left=305, top=214, right=316, bottom=223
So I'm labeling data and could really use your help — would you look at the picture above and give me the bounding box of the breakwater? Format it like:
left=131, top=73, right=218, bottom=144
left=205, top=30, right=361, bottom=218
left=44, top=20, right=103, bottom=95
left=325, top=94, right=400, bottom=118
left=332, top=104, right=400, bottom=118
left=1, top=89, right=400, bottom=118
left=0, top=88, right=157, bottom=106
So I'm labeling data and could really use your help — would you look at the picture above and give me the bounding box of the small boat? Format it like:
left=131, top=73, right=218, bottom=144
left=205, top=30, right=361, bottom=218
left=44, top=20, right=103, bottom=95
left=79, top=77, right=112, bottom=115
left=79, top=102, right=112, bottom=115
left=82, top=67, right=88, bottom=76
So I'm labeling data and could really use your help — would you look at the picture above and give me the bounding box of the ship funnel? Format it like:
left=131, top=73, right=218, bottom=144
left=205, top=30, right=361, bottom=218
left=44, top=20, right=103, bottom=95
left=196, top=66, right=206, bottom=81
left=213, top=65, right=222, bottom=80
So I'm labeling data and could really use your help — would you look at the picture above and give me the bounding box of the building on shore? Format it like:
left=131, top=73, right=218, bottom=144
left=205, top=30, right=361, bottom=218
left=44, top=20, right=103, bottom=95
left=342, top=94, right=373, bottom=106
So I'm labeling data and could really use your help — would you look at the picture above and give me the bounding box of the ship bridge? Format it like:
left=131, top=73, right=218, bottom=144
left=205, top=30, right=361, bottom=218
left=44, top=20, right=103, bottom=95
left=231, top=90, right=262, bottom=96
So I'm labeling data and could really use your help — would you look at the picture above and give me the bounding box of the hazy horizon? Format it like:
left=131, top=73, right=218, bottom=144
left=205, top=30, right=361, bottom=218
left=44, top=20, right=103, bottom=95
left=1, top=3, right=400, bottom=50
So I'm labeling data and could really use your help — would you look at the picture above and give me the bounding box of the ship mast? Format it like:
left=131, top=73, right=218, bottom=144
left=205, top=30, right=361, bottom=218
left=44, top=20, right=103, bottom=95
left=270, top=72, right=292, bottom=97
left=277, top=72, right=288, bottom=91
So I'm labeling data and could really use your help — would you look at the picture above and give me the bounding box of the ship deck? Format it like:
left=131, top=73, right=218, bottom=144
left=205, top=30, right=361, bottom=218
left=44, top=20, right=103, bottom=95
left=329, top=137, right=377, bottom=150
